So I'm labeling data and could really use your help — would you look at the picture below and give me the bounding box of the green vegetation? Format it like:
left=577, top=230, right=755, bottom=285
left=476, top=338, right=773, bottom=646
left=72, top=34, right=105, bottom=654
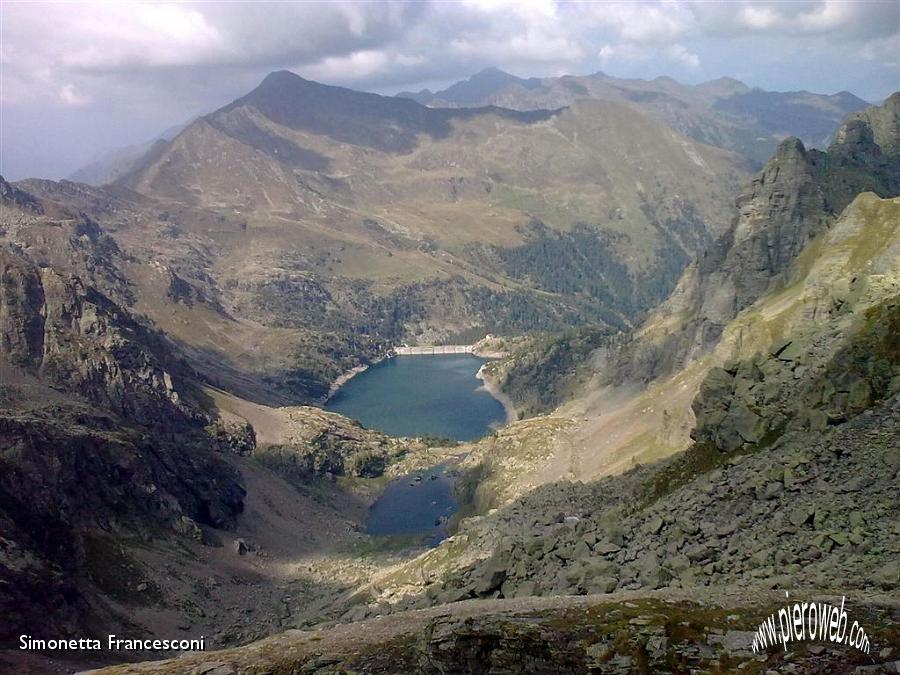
left=419, top=435, right=460, bottom=448
left=840, top=295, right=900, bottom=398
left=485, top=326, right=612, bottom=417
left=254, top=436, right=402, bottom=482
left=493, top=220, right=690, bottom=324
left=266, top=331, right=390, bottom=401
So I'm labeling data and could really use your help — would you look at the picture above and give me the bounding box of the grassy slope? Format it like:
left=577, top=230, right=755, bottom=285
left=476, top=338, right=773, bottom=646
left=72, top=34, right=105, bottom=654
left=126, top=97, right=746, bottom=311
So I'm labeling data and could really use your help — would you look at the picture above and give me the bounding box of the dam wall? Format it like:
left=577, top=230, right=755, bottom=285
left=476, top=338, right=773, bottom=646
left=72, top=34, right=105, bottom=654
left=394, top=344, right=475, bottom=355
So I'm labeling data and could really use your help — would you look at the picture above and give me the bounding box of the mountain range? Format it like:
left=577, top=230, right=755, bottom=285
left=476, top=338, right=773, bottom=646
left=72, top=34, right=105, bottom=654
left=1, top=69, right=898, bottom=673
left=399, top=67, right=870, bottom=166
left=38, top=69, right=753, bottom=402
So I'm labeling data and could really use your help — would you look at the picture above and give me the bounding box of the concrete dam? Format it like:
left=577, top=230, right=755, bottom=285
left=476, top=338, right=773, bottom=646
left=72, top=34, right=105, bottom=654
left=393, top=344, right=475, bottom=355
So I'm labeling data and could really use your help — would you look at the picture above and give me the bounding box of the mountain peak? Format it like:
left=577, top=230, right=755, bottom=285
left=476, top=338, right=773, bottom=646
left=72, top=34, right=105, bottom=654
left=260, top=69, right=303, bottom=85
left=775, top=136, right=807, bottom=157
left=218, top=71, right=453, bottom=153
left=0, top=176, right=43, bottom=213
left=204, top=70, right=554, bottom=157
left=833, top=91, right=900, bottom=159
left=412, top=67, right=542, bottom=106
left=471, top=66, right=516, bottom=80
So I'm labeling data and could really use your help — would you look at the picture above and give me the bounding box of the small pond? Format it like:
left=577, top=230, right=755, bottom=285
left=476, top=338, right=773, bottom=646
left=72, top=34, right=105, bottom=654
left=365, top=464, right=458, bottom=547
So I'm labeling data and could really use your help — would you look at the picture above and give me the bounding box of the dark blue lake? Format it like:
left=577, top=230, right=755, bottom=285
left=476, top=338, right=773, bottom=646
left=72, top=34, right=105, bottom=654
left=325, top=355, right=506, bottom=441
left=365, top=465, right=457, bottom=546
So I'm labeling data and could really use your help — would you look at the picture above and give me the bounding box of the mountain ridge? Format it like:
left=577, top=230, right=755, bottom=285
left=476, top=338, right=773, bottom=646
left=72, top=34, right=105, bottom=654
left=103, top=70, right=749, bottom=390
left=399, top=67, right=870, bottom=166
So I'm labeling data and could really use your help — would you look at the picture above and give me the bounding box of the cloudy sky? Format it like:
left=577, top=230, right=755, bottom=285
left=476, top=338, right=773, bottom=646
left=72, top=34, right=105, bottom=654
left=2, top=0, right=898, bottom=180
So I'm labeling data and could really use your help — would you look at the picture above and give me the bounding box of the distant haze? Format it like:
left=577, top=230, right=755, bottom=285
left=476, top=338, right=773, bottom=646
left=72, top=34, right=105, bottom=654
left=1, top=0, right=898, bottom=180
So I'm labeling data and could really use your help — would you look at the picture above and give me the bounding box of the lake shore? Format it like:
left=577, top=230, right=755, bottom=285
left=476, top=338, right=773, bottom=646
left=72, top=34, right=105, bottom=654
left=325, top=353, right=391, bottom=402
left=476, top=364, right=517, bottom=425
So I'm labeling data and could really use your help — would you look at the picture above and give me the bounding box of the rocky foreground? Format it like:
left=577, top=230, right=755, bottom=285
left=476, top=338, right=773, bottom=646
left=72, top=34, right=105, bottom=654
left=92, top=590, right=900, bottom=674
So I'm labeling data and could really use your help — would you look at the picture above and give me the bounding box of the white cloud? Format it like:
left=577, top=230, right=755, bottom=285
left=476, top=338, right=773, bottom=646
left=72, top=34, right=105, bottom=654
left=859, top=32, right=900, bottom=66
left=59, top=84, right=91, bottom=107
left=667, top=44, right=700, bottom=68
left=739, top=6, right=780, bottom=30
left=3, top=0, right=895, bottom=109
left=691, top=0, right=899, bottom=41
left=598, top=41, right=699, bottom=69
left=444, top=0, right=585, bottom=65
left=301, top=50, right=426, bottom=83
left=583, top=2, right=693, bottom=43
left=598, top=42, right=650, bottom=65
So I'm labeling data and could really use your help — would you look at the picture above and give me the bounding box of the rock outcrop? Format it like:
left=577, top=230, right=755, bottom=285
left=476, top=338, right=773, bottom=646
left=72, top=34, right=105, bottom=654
left=693, top=295, right=899, bottom=452
left=0, top=185, right=248, bottom=640
left=90, top=592, right=900, bottom=674
left=604, top=93, right=900, bottom=385
left=0, top=401, right=246, bottom=640
left=253, top=406, right=425, bottom=480
left=1, top=248, right=201, bottom=429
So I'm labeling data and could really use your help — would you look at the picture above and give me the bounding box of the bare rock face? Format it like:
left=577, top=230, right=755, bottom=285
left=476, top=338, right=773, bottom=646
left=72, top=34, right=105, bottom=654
left=0, top=179, right=210, bottom=430
left=0, top=176, right=42, bottom=212
left=697, top=138, right=826, bottom=323
left=253, top=406, right=419, bottom=480
left=0, top=404, right=246, bottom=640
left=0, top=183, right=246, bottom=640
left=206, top=419, right=257, bottom=455
left=844, top=91, right=900, bottom=160
left=1, top=248, right=199, bottom=429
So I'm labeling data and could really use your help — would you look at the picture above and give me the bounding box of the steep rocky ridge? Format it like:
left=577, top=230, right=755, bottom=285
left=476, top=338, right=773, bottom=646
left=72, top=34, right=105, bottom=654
left=0, top=183, right=203, bottom=427
left=0, top=185, right=252, bottom=640
left=601, top=93, right=900, bottom=387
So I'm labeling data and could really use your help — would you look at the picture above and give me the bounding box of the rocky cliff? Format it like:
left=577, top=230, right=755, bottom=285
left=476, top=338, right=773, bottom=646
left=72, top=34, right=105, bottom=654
left=0, top=183, right=249, bottom=641
left=604, top=92, right=900, bottom=386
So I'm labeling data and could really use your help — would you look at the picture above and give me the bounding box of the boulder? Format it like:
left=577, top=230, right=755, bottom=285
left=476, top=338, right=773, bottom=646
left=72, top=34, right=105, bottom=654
left=586, top=576, right=618, bottom=594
